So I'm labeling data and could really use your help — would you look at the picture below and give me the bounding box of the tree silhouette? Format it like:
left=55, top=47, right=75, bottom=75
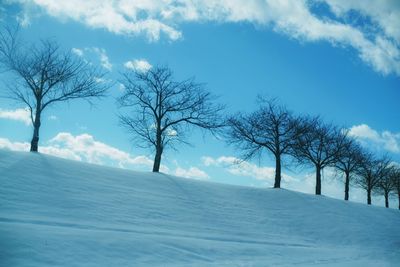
left=376, top=165, right=397, bottom=208
left=292, top=117, right=346, bottom=195
left=0, top=27, right=109, bottom=152
left=118, top=65, right=224, bottom=172
left=356, top=155, right=392, bottom=205
left=335, top=135, right=364, bottom=200
left=392, top=167, right=400, bottom=210
left=226, top=98, right=302, bottom=188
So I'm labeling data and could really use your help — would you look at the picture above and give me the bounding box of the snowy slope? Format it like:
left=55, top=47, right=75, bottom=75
left=0, top=150, right=399, bottom=267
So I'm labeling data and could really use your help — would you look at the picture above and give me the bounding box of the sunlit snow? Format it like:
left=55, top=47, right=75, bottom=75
left=0, top=150, right=399, bottom=266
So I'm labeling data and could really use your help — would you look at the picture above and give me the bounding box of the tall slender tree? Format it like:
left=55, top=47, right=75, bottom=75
left=118, top=65, right=224, bottom=172
left=291, top=117, right=346, bottom=195
left=225, top=98, right=302, bottom=188
left=0, top=27, right=109, bottom=152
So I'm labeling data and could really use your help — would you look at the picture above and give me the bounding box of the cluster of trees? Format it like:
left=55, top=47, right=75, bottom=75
left=226, top=98, right=400, bottom=209
left=1, top=27, right=399, bottom=209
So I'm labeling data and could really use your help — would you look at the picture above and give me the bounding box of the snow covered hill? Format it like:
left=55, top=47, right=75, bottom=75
left=0, top=150, right=399, bottom=267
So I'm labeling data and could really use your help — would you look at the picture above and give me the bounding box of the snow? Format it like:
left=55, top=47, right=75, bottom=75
left=0, top=150, right=399, bottom=266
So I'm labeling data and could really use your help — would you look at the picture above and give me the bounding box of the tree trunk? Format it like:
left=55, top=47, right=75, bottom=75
left=344, top=171, right=350, bottom=201
left=152, top=147, right=162, bottom=172
left=384, top=192, right=389, bottom=208
left=367, top=188, right=372, bottom=205
left=316, top=165, right=321, bottom=195
left=30, top=106, right=41, bottom=152
left=274, top=155, right=281, bottom=188
left=152, top=125, right=163, bottom=172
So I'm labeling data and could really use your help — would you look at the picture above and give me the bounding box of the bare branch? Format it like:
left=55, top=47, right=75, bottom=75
left=224, top=98, right=302, bottom=188
left=354, top=154, right=392, bottom=205
left=0, top=26, right=111, bottom=152
left=117, top=65, right=225, bottom=172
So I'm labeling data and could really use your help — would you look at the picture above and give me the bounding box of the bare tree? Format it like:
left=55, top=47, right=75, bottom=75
left=0, top=27, right=109, bottom=152
left=118, top=65, right=224, bottom=172
left=376, top=165, right=397, bottom=208
left=356, top=155, right=392, bottom=205
left=392, top=167, right=400, bottom=210
left=291, top=117, right=346, bottom=195
left=334, top=135, right=364, bottom=201
left=225, top=98, right=302, bottom=188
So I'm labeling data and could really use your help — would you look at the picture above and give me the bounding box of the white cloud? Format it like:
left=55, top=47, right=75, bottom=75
left=94, top=77, right=107, bottom=83
left=72, top=48, right=84, bottom=57
left=0, top=137, right=30, bottom=151
left=284, top=167, right=354, bottom=198
left=16, top=10, right=30, bottom=27
left=118, top=83, right=126, bottom=91
left=202, top=156, right=217, bottom=167
left=72, top=47, right=112, bottom=70
left=0, top=133, right=206, bottom=178
left=202, top=156, right=294, bottom=182
left=10, top=0, right=182, bottom=41
left=174, top=166, right=209, bottom=180
left=48, top=115, right=58, bottom=121
left=349, top=124, right=380, bottom=141
left=124, top=59, right=152, bottom=72
left=0, top=107, right=31, bottom=125
left=9, top=0, right=400, bottom=76
left=166, top=128, right=177, bottom=136
left=46, top=132, right=152, bottom=167
left=201, top=155, right=393, bottom=206
left=89, top=47, right=112, bottom=70
left=349, top=124, right=400, bottom=153
left=324, top=0, right=400, bottom=44
left=0, top=132, right=156, bottom=170
left=76, top=124, right=87, bottom=131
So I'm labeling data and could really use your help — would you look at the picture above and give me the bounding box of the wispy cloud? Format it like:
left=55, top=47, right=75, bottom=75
left=202, top=156, right=294, bottom=182
left=124, top=59, right=152, bottom=72
left=349, top=124, right=400, bottom=153
left=118, top=83, right=126, bottom=91
left=71, top=47, right=112, bottom=70
left=9, top=0, right=400, bottom=76
left=72, top=47, right=84, bottom=57
left=48, top=115, right=58, bottom=121
left=0, top=107, right=31, bottom=125
left=16, top=10, right=30, bottom=27
left=174, top=166, right=209, bottom=180
left=9, top=0, right=182, bottom=42
left=324, top=0, right=400, bottom=44
left=89, top=47, right=112, bottom=70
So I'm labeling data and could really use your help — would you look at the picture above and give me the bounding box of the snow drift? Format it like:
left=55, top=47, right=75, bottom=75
left=0, top=150, right=399, bottom=266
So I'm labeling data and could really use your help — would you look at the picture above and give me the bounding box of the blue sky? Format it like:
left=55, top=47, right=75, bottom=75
left=0, top=0, right=399, bottom=206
